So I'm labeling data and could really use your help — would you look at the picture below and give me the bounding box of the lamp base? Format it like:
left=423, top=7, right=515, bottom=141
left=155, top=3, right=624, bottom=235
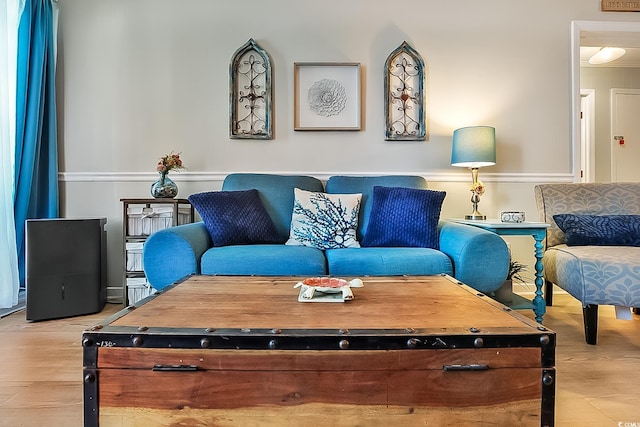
left=465, top=213, right=486, bottom=220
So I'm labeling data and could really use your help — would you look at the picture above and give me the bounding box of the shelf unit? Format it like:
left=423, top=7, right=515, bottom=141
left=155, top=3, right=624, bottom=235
left=121, top=198, right=194, bottom=306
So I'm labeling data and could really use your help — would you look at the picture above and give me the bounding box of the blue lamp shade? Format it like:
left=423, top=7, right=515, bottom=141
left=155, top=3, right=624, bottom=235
left=451, top=126, right=497, bottom=168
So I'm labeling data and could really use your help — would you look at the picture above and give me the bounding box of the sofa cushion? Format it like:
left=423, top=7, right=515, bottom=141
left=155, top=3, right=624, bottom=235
left=188, top=190, right=281, bottom=247
left=325, top=175, right=428, bottom=239
left=553, top=214, right=640, bottom=247
left=222, top=173, right=324, bottom=240
left=286, top=188, right=362, bottom=250
left=200, top=244, right=327, bottom=276
left=362, top=186, right=446, bottom=248
left=325, top=247, right=453, bottom=277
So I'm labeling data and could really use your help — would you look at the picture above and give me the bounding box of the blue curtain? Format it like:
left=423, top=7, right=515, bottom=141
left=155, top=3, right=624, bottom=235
left=14, top=0, right=58, bottom=286
left=0, top=0, right=21, bottom=309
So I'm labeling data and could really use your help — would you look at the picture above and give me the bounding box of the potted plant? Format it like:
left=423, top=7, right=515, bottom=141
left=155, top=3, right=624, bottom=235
left=508, top=259, right=527, bottom=283
left=494, top=259, right=528, bottom=303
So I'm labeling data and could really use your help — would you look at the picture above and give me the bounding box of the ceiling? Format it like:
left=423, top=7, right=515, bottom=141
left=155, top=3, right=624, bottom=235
left=580, top=30, right=640, bottom=68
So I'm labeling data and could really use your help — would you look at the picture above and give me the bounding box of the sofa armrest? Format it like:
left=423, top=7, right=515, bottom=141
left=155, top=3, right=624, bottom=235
left=438, top=221, right=509, bottom=294
left=143, top=222, right=213, bottom=290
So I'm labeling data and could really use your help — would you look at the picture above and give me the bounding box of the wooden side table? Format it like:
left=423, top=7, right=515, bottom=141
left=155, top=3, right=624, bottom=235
left=451, top=219, right=550, bottom=324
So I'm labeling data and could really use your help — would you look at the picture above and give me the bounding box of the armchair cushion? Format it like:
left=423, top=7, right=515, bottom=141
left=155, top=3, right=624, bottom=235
left=543, top=245, right=640, bottom=306
left=188, top=189, right=281, bottom=247
left=362, top=186, right=446, bottom=248
left=553, top=213, right=640, bottom=247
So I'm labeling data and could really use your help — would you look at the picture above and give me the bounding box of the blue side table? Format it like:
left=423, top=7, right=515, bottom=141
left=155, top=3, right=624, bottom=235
left=451, top=219, right=550, bottom=324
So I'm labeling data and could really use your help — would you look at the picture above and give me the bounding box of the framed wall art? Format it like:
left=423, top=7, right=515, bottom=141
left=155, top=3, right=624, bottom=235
left=294, top=62, right=361, bottom=131
left=229, top=38, right=273, bottom=139
left=384, top=41, right=426, bottom=141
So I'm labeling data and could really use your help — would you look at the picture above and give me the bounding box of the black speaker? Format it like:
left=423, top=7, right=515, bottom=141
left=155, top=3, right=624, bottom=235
left=26, top=218, right=107, bottom=321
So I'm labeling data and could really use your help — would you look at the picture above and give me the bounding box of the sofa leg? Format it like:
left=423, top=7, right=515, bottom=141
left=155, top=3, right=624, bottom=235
left=544, top=280, right=554, bottom=306
left=583, top=304, right=598, bottom=345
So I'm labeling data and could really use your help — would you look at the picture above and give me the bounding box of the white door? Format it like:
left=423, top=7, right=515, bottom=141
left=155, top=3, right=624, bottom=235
left=611, top=89, right=640, bottom=182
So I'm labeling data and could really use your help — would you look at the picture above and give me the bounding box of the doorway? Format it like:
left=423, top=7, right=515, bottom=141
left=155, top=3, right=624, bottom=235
left=611, top=89, right=640, bottom=182
left=571, top=20, right=640, bottom=183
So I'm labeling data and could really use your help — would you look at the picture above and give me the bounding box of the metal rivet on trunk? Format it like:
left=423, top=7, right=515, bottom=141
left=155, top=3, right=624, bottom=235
left=406, top=338, right=420, bottom=349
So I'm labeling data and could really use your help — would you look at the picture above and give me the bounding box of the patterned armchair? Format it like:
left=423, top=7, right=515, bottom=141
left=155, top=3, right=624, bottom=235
left=535, top=183, right=640, bottom=344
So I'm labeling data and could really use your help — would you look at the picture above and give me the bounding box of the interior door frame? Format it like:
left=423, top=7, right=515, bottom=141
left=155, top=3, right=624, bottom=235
left=581, top=89, right=595, bottom=183
left=571, top=20, right=640, bottom=183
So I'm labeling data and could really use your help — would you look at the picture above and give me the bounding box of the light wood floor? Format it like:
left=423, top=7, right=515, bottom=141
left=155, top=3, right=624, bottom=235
left=0, top=291, right=639, bottom=426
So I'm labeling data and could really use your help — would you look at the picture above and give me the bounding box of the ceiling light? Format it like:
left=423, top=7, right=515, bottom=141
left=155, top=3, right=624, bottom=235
left=588, top=47, right=626, bottom=65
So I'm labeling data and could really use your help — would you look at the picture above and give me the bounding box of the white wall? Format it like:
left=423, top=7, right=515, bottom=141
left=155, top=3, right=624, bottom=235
left=581, top=66, right=640, bottom=182
left=55, top=0, right=639, bottom=301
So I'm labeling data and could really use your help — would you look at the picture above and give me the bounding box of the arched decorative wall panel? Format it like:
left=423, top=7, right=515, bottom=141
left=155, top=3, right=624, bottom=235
left=384, top=41, right=426, bottom=141
left=230, top=39, right=273, bottom=139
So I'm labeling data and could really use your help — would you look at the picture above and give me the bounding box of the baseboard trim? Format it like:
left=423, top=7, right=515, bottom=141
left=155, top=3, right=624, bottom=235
left=513, top=282, right=567, bottom=295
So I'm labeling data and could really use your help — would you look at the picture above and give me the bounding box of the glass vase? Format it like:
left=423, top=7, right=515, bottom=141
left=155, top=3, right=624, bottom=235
left=150, top=172, right=178, bottom=198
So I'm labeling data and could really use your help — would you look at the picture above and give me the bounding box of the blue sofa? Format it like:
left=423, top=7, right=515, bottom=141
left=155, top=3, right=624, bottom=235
left=143, top=174, right=509, bottom=293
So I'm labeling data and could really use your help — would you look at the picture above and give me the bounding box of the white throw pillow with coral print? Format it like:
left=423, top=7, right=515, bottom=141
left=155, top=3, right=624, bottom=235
left=286, top=188, right=362, bottom=250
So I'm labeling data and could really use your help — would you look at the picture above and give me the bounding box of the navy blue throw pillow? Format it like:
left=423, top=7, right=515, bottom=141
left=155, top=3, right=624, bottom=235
left=188, top=190, right=282, bottom=246
left=362, top=186, right=446, bottom=249
left=553, top=214, right=640, bottom=247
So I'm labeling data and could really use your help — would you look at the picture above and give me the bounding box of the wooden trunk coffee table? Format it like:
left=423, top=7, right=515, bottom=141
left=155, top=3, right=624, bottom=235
left=82, top=275, right=555, bottom=426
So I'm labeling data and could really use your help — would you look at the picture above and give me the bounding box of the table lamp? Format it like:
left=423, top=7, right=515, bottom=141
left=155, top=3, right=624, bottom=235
left=451, top=126, right=496, bottom=220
